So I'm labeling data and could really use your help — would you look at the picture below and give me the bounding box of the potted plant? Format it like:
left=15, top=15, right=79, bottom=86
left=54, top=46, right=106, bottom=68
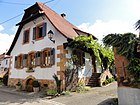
left=16, top=81, right=22, bottom=91
left=26, top=66, right=34, bottom=73
left=32, top=80, right=40, bottom=92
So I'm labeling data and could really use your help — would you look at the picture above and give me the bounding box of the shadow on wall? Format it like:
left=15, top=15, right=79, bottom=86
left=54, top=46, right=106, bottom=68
left=98, top=98, right=118, bottom=105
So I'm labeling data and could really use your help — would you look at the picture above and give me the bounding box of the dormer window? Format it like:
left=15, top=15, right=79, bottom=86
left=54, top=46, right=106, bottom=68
left=37, top=25, right=43, bottom=38
left=33, top=22, right=47, bottom=40
left=23, top=29, right=30, bottom=44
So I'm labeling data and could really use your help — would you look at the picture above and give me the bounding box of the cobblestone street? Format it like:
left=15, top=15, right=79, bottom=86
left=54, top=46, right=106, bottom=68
left=0, top=82, right=117, bottom=105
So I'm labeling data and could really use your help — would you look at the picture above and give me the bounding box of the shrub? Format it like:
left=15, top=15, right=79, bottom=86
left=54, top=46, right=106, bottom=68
left=47, top=89, right=58, bottom=96
left=53, top=74, right=62, bottom=94
left=76, top=82, right=90, bottom=93
left=61, top=91, right=70, bottom=95
left=103, top=77, right=115, bottom=86
left=32, top=80, right=40, bottom=87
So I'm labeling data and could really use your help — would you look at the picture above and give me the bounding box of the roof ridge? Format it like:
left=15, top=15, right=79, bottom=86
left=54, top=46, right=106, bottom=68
left=36, top=2, right=79, bottom=38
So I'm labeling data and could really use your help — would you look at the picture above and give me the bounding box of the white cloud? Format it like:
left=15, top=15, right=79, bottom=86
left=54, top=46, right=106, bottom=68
left=11, top=26, right=18, bottom=33
left=78, top=20, right=138, bottom=41
left=0, top=25, right=15, bottom=54
left=0, top=25, right=4, bottom=32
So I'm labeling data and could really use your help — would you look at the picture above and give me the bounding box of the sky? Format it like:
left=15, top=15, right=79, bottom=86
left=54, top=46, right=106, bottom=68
left=0, top=0, right=140, bottom=53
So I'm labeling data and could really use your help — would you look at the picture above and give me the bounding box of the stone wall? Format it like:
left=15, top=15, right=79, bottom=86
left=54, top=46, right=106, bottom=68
left=57, top=45, right=68, bottom=90
left=8, top=76, right=55, bottom=90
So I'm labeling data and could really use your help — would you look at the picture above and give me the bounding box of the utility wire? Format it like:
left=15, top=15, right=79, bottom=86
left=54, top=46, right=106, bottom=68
left=0, top=1, right=31, bottom=5
left=44, top=0, right=55, bottom=4
left=0, top=0, right=55, bottom=5
left=0, top=0, right=56, bottom=25
left=0, top=13, right=23, bottom=25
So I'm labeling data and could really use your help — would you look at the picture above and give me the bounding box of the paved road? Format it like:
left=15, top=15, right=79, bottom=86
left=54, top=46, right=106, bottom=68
left=0, top=82, right=117, bottom=105
left=0, top=90, right=30, bottom=105
left=52, top=82, right=118, bottom=105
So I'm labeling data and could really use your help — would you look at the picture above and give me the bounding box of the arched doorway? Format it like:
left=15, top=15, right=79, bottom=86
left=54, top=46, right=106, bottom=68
left=26, top=78, right=33, bottom=92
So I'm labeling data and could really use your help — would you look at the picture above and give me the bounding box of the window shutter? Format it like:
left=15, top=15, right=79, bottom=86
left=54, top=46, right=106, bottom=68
left=20, top=55, right=23, bottom=68
left=43, top=23, right=47, bottom=37
left=35, top=52, right=41, bottom=66
left=23, top=54, right=28, bottom=67
left=50, top=48, right=55, bottom=65
left=33, top=27, right=36, bottom=40
left=14, top=56, right=18, bottom=68
left=38, top=52, right=41, bottom=66
left=40, top=51, right=44, bottom=66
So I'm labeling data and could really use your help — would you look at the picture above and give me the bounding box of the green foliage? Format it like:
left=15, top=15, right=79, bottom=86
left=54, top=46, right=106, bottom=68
left=53, top=74, right=62, bottom=94
left=47, top=89, right=58, bottom=95
left=103, top=32, right=140, bottom=83
left=127, top=58, right=140, bottom=81
left=103, top=77, right=115, bottom=86
left=61, top=91, right=70, bottom=95
left=68, top=35, right=114, bottom=71
left=103, top=33, right=138, bottom=60
left=107, top=77, right=115, bottom=83
left=76, top=81, right=90, bottom=93
left=32, top=80, right=40, bottom=87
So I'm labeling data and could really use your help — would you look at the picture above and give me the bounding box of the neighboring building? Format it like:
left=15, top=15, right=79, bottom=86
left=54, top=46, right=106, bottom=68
left=0, top=54, right=10, bottom=79
left=7, top=2, right=97, bottom=91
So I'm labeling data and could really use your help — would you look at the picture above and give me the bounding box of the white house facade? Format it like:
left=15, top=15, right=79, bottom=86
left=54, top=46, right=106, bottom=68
left=7, top=2, right=97, bottom=91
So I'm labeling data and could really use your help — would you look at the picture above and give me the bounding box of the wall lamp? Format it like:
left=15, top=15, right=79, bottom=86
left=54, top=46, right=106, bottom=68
left=48, top=30, right=55, bottom=43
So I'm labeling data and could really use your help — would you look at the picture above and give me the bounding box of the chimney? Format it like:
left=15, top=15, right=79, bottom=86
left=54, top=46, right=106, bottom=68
left=61, top=13, right=66, bottom=18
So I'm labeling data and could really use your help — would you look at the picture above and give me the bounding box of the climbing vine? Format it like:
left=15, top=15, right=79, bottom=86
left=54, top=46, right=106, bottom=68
left=68, top=35, right=114, bottom=72
left=103, top=32, right=140, bottom=84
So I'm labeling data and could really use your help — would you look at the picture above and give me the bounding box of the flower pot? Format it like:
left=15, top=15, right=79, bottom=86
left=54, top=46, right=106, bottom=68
left=16, top=85, right=21, bottom=91
left=33, top=87, right=39, bottom=92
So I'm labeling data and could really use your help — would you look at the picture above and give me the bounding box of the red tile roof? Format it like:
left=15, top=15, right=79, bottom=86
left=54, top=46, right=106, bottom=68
left=37, top=2, right=79, bottom=39
left=7, top=2, right=96, bottom=55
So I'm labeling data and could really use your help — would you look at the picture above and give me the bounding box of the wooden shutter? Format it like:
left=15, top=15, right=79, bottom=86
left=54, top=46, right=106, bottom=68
left=23, top=54, right=28, bottom=67
left=20, top=55, right=23, bottom=68
left=33, top=27, right=36, bottom=40
left=14, top=56, right=18, bottom=68
left=40, top=51, right=44, bottom=66
left=50, top=48, right=55, bottom=65
left=35, top=52, right=41, bottom=66
left=43, top=23, right=47, bottom=37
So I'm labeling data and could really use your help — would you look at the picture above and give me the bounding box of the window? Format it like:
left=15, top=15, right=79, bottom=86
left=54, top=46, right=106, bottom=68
left=28, top=52, right=35, bottom=67
left=23, top=29, right=30, bottom=44
left=37, top=25, right=43, bottom=38
left=14, top=55, right=23, bottom=69
left=73, top=49, right=85, bottom=66
left=42, top=48, right=55, bottom=67
left=33, top=23, right=47, bottom=40
left=35, top=51, right=41, bottom=66
left=23, top=54, right=28, bottom=67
